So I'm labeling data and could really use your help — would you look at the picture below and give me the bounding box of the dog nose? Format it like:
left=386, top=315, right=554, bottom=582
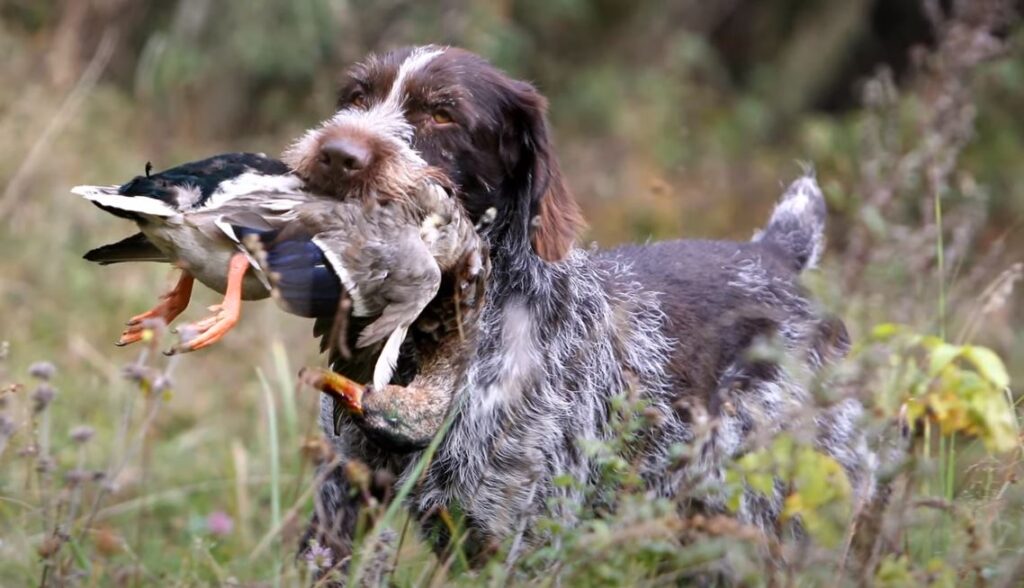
left=320, top=138, right=372, bottom=173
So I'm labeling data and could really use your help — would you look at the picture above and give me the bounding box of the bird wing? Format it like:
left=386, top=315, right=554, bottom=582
left=357, top=233, right=442, bottom=390
left=72, top=153, right=295, bottom=221
left=312, top=230, right=387, bottom=318
left=354, top=252, right=441, bottom=349
left=83, top=232, right=170, bottom=265
left=132, top=152, right=292, bottom=211
left=72, top=184, right=179, bottom=219
left=190, top=190, right=305, bottom=244
left=312, top=222, right=441, bottom=390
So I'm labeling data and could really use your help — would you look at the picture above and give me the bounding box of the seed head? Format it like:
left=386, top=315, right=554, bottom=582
left=37, top=535, right=62, bottom=558
left=0, top=415, right=15, bottom=439
left=121, top=363, right=149, bottom=384
left=31, top=383, right=57, bottom=413
left=64, top=468, right=90, bottom=485
left=344, top=459, right=371, bottom=491
left=28, top=361, right=56, bottom=381
left=69, top=425, right=95, bottom=444
left=35, top=455, right=55, bottom=474
left=300, top=436, right=333, bottom=466
left=152, top=375, right=172, bottom=395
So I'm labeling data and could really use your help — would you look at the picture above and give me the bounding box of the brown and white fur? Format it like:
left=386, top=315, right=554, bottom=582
left=282, top=45, right=876, bottom=575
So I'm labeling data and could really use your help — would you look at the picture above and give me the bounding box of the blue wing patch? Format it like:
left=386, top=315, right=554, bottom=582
left=234, top=226, right=342, bottom=318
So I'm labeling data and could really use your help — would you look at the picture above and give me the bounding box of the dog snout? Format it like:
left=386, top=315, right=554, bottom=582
left=320, top=137, right=373, bottom=174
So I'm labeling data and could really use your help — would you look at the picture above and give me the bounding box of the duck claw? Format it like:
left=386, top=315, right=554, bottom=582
left=172, top=305, right=239, bottom=354
left=114, top=273, right=195, bottom=348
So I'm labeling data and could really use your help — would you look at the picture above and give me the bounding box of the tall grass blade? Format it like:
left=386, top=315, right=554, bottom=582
left=257, top=368, right=282, bottom=588
left=348, top=409, right=456, bottom=586
left=271, top=341, right=298, bottom=442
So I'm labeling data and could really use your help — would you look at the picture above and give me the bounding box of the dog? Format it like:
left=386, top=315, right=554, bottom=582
left=276, top=45, right=875, bottom=572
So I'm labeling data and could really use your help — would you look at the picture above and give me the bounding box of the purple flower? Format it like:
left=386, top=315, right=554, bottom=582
left=206, top=511, right=234, bottom=537
left=303, top=539, right=334, bottom=572
left=31, top=384, right=57, bottom=413
left=121, top=363, right=149, bottom=384
left=0, top=415, right=16, bottom=439
left=64, top=468, right=90, bottom=485
left=69, top=425, right=95, bottom=444
left=28, top=361, right=56, bottom=381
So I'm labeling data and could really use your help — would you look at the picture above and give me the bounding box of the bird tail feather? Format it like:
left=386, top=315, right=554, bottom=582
left=83, top=232, right=169, bottom=265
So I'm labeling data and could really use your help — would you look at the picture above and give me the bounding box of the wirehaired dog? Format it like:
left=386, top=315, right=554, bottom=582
left=276, top=45, right=875, bottom=570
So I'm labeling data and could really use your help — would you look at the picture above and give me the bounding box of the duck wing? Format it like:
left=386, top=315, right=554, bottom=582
left=313, top=226, right=440, bottom=389
left=72, top=153, right=292, bottom=221
left=83, top=232, right=169, bottom=265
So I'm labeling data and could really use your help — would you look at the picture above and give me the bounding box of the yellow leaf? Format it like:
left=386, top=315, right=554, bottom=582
left=962, top=346, right=1010, bottom=389
left=871, top=323, right=903, bottom=340
left=781, top=492, right=804, bottom=521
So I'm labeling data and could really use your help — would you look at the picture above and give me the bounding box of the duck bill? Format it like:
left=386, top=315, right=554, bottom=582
left=299, top=367, right=365, bottom=416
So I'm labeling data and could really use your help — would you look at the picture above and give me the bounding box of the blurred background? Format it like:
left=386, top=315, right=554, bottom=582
left=1, top=0, right=1022, bottom=583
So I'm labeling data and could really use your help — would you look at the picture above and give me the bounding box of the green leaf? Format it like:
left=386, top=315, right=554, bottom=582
left=962, top=346, right=1011, bottom=389
left=928, top=343, right=962, bottom=377
left=871, top=323, right=903, bottom=340
left=553, top=474, right=577, bottom=488
left=726, top=492, right=742, bottom=512
left=748, top=472, right=775, bottom=496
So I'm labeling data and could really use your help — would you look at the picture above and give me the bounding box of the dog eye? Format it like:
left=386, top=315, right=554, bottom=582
left=431, top=110, right=453, bottom=125
left=349, top=91, right=367, bottom=108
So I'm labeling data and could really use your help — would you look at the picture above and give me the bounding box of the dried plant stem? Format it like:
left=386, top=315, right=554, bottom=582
left=348, top=411, right=456, bottom=587
left=248, top=458, right=342, bottom=561
left=132, top=392, right=157, bottom=588
left=35, top=410, right=56, bottom=588
left=76, top=388, right=164, bottom=545
left=933, top=185, right=946, bottom=340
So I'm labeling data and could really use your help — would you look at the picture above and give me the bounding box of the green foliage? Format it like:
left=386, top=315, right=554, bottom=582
left=870, top=324, right=1018, bottom=453
left=725, top=434, right=852, bottom=547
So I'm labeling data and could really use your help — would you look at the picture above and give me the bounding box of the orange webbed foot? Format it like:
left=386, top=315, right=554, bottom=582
left=116, top=273, right=194, bottom=346
left=170, top=302, right=241, bottom=353
left=168, top=254, right=248, bottom=354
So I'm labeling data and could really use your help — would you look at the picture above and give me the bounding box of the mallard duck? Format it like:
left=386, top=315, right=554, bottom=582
left=73, top=153, right=308, bottom=353
left=300, top=366, right=450, bottom=450
left=76, top=153, right=483, bottom=389
left=235, top=180, right=484, bottom=389
left=301, top=230, right=490, bottom=447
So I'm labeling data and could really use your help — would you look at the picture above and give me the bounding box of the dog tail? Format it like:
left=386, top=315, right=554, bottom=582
left=753, top=169, right=827, bottom=272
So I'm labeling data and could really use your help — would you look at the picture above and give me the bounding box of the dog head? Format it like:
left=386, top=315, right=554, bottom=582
left=285, top=45, right=583, bottom=262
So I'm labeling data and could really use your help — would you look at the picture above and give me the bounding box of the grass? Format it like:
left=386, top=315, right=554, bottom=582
left=1, top=4, right=1023, bottom=587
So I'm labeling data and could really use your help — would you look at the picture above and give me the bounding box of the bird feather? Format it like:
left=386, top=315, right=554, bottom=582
left=72, top=185, right=179, bottom=217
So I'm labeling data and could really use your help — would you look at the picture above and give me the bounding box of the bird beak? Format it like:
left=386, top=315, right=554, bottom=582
left=299, top=367, right=365, bottom=416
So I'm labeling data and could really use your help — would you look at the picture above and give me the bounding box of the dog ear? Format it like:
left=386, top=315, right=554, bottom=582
left=499, top=81, right=583, bottom=262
